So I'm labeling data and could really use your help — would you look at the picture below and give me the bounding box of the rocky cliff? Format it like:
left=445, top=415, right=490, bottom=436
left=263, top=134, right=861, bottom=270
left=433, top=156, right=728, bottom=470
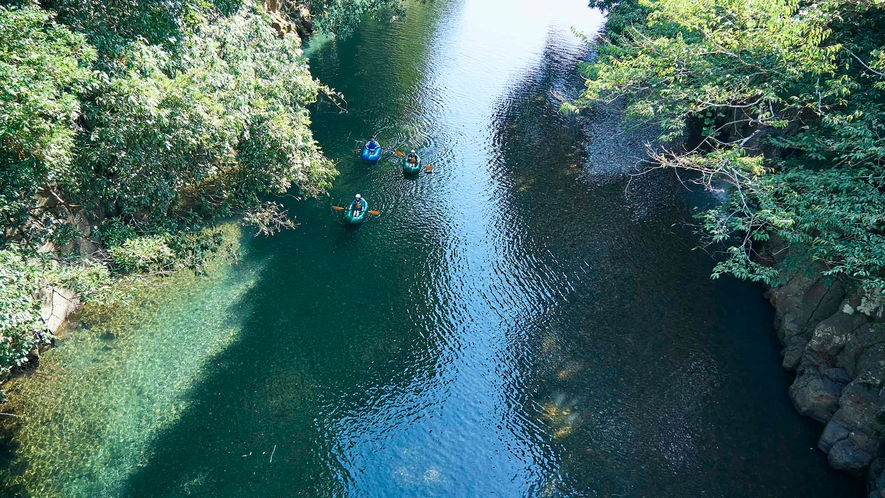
left=769, top=274, right=885, bottom=495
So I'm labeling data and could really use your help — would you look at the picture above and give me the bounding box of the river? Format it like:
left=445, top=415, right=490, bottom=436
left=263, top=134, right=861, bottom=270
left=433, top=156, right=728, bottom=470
left=0, top=0, right=862, bottom=496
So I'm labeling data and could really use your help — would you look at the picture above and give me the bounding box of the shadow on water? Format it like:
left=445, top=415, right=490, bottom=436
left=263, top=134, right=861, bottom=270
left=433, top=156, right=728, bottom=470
left=484, top=28, right=862, bottom=497
left=114, top=215, right=452, bottom=497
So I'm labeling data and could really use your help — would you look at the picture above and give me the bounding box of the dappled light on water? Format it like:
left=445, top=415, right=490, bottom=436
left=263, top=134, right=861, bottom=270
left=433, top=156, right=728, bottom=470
left=1, top=225, right=265, bottom=497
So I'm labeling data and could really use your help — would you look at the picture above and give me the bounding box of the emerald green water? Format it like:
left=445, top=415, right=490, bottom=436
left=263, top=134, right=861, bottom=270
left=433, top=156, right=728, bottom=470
left=0, top=1, right=861, bottom=496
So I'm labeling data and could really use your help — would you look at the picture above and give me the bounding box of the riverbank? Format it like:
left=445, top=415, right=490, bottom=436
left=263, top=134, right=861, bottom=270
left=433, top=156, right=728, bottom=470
left=0, top=224, right=251, bottom=497
left=573, top=0, right=885, bottom=493
left=766, top=268, right=885, bottom=491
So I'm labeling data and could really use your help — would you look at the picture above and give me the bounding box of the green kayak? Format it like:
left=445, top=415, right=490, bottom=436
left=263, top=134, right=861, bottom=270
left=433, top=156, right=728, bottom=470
left=344, top=199, right=368, bottom=224
left=403, top=155, right=421, bottom=174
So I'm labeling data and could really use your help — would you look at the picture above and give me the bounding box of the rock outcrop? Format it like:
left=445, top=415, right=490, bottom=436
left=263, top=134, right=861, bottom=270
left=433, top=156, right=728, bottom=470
left=39, top=286, right=79, bottom=336
left=769, top=272, right=885, bottom=489
left=264, top=1, right=314, bottom=40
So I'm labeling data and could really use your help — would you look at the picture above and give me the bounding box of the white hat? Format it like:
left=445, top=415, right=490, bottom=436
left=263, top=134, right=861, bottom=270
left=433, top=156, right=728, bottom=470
left=355, top=194, right=361, bottom=199
left=411, top=150, right=416, bottom=153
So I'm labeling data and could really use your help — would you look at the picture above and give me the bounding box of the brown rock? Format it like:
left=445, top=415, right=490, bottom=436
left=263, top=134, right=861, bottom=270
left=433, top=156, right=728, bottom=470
left=782, top=336, right=807, bottom=371
left=855, top=343, right=885, bottom=387
left=838, top=325, right=885, bottom=377
left=39, top=287, right=80, bottom=335
left=831, top=382, right=885, bottom=436
left=789, top=373, right=844, bottom=423
left=829, top=436, right=877, bottom=475
left=805, top=278, right=847, bottom=328
left=819, top=420, right=850, bottom=452
left=807, top=311, right=870, bottom=357
left=771, top=274, right=816, bottom=326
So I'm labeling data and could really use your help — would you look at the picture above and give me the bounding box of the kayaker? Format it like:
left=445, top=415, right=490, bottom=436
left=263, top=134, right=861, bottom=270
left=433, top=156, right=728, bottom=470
left=407, top=150, right=418, bottom=164
left=366, top=136, right=381, bottom=152
left=351, top=194, right=364, bottom=214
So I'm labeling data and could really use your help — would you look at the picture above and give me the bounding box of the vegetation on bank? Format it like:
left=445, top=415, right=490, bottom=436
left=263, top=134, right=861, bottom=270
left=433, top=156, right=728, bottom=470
left=0, top=0, right=397, bottom=394
left=573, top=0, right=885, bottom=307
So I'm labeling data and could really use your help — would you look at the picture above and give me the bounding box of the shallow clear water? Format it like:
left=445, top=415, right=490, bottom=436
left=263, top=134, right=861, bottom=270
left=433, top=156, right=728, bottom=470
left=0, top=1, right=861, bottom=496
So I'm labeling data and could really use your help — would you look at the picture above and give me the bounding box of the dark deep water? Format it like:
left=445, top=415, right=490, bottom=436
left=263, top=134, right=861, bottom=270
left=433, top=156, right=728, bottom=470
left=0, top=0, right=862, bottom=496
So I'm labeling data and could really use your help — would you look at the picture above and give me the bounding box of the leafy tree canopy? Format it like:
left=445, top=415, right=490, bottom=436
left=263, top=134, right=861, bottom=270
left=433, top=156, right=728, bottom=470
left=576, top=0, right=885, bottom=295
left=0, top=5, right=96, bottom=244
left=304, top=0, right=402, bottom=36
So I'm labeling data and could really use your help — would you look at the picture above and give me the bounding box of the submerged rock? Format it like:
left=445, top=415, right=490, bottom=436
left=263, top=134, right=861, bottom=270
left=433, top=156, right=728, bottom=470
left=866, top=458, right=885, bottom=497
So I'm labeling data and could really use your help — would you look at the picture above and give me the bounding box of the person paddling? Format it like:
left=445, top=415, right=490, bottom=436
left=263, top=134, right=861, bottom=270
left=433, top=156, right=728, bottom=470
left=407, top=150, right=419, bottom=164
left=366, top=136, right=381, bottom=152
left=350, top=194, right=365, bottom=215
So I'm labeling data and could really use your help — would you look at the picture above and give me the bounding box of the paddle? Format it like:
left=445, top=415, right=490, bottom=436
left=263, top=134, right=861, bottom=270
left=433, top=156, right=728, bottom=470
left=423, top=164, right=433, bottom=172
left=351, top=146, right=401, bottom=156
left=332, top=205, right=379, bottom=216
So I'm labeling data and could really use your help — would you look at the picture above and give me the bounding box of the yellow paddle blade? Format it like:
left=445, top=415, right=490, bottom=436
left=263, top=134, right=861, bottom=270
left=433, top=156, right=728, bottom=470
left=424, top=165, right=433, bottom=172
left=350, top=148, right=361, bottom=152
left=331, top=206, right=345, bottom=211
left=394, top=150, right=405, bottom=157
left=368, top=210, right=381, bottom=216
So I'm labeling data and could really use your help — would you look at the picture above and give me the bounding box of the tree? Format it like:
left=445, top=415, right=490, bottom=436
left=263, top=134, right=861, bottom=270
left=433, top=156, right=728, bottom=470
left=575, top=0, right=885, bottom=293
left=302, top=0, right=402, bottom=36
left=0, top=5, right=95, bottom=246
left=79, top=6, right=335, bottom=227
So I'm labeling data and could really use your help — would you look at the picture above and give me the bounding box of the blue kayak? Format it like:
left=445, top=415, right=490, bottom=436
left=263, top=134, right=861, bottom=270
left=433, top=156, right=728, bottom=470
left=361, top=146, right=382, bottom=163
left=344, top=199, right=368, bottom=224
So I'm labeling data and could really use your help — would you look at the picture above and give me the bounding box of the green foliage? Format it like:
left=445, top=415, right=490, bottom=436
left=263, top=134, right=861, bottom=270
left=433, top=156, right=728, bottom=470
left=0, top=6, right=94, bottom=168
left=0, top=249, right=49, bottom=377
left=697, top=167, right=885, bottom=288
left=304, top=0, right=402, bottom=36
left=0, top=5, right=95, bottom=244
left=0, top=246, right=112, bottom=381
left=578, top=0, right=841, bottom=141
left=42, top=0, right=243, bottom=61
left=80, top=6, right=335, bottom=223
left=576, top=0, right=885, bottom=290
left=107, top=236, right=177, bottom=274
left=588, top=0, right=650, bottom=39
